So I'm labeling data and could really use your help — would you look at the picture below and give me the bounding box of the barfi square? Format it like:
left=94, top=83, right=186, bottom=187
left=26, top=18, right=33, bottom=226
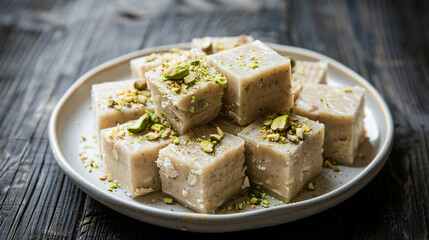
left=238, top=114, right=325, bottom=203
left=293, top=84, right=366, bottom=165
left=207, top=40, right=293, bottom=126
left=191, top=35, right=254, bottom=54
left=91, top=79, right=155, bottom=132
left=291, top=60, right=328, bottom=100
left=157, top=125, right=247, bottom=213
left=130, top=50, right=183, bottom=79
left=145, top=49, right=225, bottom=135
left=100, top=112, right=174, bottom=197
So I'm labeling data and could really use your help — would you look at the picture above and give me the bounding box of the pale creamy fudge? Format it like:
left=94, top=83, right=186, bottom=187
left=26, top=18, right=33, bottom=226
left=191, top=35, right=254, bottom=55
left=291, top=60, right=328, bottom=100
left=238, top=114, right=325, bottom=203
left=92, top=79, right=155, bottom=132
left=100, top=112, right=175, bottom=197
left=157, top=125, right=247, bottom=214
left=212, top=114, right=245, bottom=136
left=146, top=49, right=225, bottom=135
left=293, top=84, right=366, bottom=165
left=207, top=40, right=293, bottom=126
left=130, top=50, right=183, bottom=79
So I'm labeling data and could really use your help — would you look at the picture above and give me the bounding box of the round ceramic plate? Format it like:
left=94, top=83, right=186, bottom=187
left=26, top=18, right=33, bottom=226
left=48, top=42, right=393, bottom=232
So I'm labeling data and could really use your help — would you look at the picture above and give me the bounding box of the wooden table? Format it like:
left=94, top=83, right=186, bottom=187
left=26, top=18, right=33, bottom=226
left=1, top=0, right=428, bottom=238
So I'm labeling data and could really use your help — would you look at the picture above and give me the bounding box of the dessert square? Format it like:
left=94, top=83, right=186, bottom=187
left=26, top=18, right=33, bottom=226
left=130, top=50, right=183, bottom=79
left=145, top=49, right=225, bottom=135
left=293, top=84, right=366, bottom=165
left=238, top=114, right=325, bottom=203
left=91, top=79, right=155, bottom=132
left=100, top=112, right=174, bottom=197
left=207, top=40, right=293, bottom=126
left=291, top=60, right=328, bottom=100
left=157, top=125, right=247, bottom=213
left=191, top=35, right=254, bottom=54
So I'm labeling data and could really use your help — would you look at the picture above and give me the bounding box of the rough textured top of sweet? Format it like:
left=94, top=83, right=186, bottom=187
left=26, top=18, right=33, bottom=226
left=295, top=84, right=365, bottom=116
left=207, top=40, right=290, bottom=79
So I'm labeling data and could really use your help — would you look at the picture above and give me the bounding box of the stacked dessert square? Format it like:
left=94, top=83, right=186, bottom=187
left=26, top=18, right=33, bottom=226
left=91, top=35, right=366, bottom=213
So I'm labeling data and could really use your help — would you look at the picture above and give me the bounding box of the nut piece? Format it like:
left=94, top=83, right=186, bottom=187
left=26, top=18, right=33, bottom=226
left=215, top=76, right=228, bottom=87
left=267, top=133, right=280, bottom=142
left=165, top=65, right=190, bottom=80
left=187, top=173, right=197, bottom=186
left=144, top=132, right=159, bottom=141
left=270, top=115, right=290, bottom=131
left=200, top=37, right=213, bottom=54
left=200, top=140, right=214, bottom=153
left=127, top=113, right=151, bottom=133
left=134, top=79, right=147, bottom=90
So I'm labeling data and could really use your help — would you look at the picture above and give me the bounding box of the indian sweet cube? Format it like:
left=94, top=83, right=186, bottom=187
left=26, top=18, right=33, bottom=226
left=130, top=50, right=183, bottom=79
left=156, top=125, right=247, bottom=214
left=293, top=84, right=366, bottom=165
left=145, top=49, right=225, bottom=135
left=291, top=60, right=328, bottom=100
left=100, top=111, right=174, bottom=197
left=237, top=114, right=325, bottom=203
left=92, top=79, right=155, bottom=132
left=191, top=35, right=254, bottom=54
left=207, top=40, right=293, bottom=126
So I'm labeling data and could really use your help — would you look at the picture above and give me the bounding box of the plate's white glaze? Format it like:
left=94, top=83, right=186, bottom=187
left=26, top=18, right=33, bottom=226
left=48, top=43, right=393, bottom=232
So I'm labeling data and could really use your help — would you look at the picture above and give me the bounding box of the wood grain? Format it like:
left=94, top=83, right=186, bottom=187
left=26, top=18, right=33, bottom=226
left=0, top=0, right=428, bottom=239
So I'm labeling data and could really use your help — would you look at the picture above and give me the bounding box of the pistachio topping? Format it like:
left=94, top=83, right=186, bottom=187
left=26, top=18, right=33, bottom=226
left=215, top=76, right=228, bottom=87
left=216, top=126, right=224, bottom=138
left=150, top=124, right=165, bottom=132
left=145, top=132, right=159, bottom=141
left=165, top=65, right=190, bottom=80
left=200, top=140, right=214, bottom=153
left=127, top=113, right=151, bottom=133
left=270, top=115, right=290, bottom=131
left=134, top=79, right=147, bottom=90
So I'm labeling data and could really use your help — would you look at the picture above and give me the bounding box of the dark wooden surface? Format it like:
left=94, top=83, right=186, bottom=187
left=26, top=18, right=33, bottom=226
left=1, top=0, right=428, bottom=239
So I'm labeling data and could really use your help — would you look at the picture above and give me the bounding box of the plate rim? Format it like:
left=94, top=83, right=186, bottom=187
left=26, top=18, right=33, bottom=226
left=48, top=42, right=394, bottom=232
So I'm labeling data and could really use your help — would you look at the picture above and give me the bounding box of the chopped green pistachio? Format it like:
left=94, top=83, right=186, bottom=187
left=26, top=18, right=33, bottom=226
left=127, top=113, right=151, bottom=133
left=110, top=183, right=118, bottom=189
left=333, top=166, right=340, bottom=172
left=190, top=59, right=200, bottom=66
left=164, top=65, right=189, bottom=80
left=307, top=182, right=315, bottom=190
left=136, top=95, right=148, bottom=104
left=145, top=132, right=159, bottom=141
left=191, top=95, right=196, bottom=103
left=249, top=189, right=262, bottom=198
left=134, top=79, right=147, bottom=90
left=150, top=124, right=165, bottom=132
left=215, top=77, right=228, bottom=87
left=160, top=128, right=172, bottom=138
left=184, top=73, right=197, bottom=84
left=210, top=134, right=222, bottom=142
left=107, top=99, right=115, bottom=107
left=163, top=197, right=174, bottom=204
left=216, top=126, right=224, bottom=138
left=323, top=160, right=334, bottom=169
left=188, top=106, right=196, bottom=113
left=173, top=137, right=180, bottom=145
left=200, top=140, right=214, bottom=153
left=113, top=104, right=123, bottom=111
left=263, top=119, right=272, bottom=126
left=270, top=115, right=290, bottom=131
left=267, top=133, right=280, bottom=142
left=285, top=56, right=296, bottom=68
left=302, top=124, right=312, bottom=132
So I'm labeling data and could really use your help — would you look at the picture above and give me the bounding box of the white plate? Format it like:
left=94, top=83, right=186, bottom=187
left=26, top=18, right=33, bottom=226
left=48, top=43, right=393, bottom=232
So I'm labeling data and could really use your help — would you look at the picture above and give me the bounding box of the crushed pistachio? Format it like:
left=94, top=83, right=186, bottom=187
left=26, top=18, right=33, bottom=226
left=200, top=140, right=214, bottom=153
left=163, top=197, right=174, bottom=204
